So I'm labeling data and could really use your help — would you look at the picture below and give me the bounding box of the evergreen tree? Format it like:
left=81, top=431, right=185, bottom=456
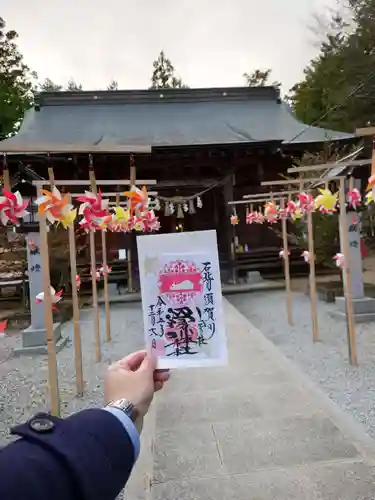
left=0, top=17, right=36, bottom=139
left=150, top=50, right=187, bottom=89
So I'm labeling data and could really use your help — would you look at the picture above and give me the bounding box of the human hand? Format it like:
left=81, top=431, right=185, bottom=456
left=104, top=350, right=170, bottom=418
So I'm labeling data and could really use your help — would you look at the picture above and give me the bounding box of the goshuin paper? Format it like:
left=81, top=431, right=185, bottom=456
left=137, top=230, right=227, bottom=369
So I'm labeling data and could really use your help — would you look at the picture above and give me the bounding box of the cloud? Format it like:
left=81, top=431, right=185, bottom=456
left=3, top=0, right=336, bottom=92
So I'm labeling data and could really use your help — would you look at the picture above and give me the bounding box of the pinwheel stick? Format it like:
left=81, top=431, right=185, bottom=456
left=128, top=155, right=136, bottom=292
left=280, top=197, right=294, bottom=326
left=67, top=192, right=84, bottom=396
left=338, top=178, right=358, bottom=366
left=38, top=169, right=61, bottom=416
left=88, top=167, right=102, bottom=362
left=2, top=155, right=11, bottom=191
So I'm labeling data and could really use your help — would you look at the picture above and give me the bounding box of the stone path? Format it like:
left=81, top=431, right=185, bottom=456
left=148, top=298, right=375, bottom=499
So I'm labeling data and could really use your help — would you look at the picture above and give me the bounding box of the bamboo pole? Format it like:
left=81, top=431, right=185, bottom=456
left=128, top=155, right=136, bottom=292
left=2, top=154, right=10, bottom=191
left=88, top=158, right=101, bottom=362
left=67, top=193, right=84, bottom=396
left=38, top=166, right=61, bottom=416
left=338, top=177, right=358, bottom=365
left=102, top=230, right=111, bottom=342
left=307, top=203, right=319, bottom=342
left=280, top=197, right=293, bottom=326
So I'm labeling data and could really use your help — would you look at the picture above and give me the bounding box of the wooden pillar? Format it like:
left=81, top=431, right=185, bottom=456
left=223, top=174, right=236, bottom=284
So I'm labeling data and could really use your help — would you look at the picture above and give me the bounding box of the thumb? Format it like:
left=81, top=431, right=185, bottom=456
left=139, top=352, right=157, bottom=373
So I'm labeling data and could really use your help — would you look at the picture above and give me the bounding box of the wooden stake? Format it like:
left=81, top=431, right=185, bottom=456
left=102, top=230, right=111, bottom=342
left=128, top=155, right=136, bottom=292
left=67, top=194, right=84, bottom=396
left=280, top=198, right=293, bottom=326
left=2, top=154, right=10, bottom=191
left=307, top=209, right=319, bottom=342
left=88, top=163, right=101, bottom=362
left=338, top=178, right=358, bottom=365
left=39, top=168, right=61, bottom=416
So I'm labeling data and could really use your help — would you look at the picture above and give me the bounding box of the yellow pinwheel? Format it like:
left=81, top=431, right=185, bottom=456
left=314, top=188, right=338, bottom=214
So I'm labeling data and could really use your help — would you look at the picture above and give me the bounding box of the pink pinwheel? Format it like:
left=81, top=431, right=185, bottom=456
left=279, top=249, right=290, bottom=259
left=264, top=202, right=278, bottom=224
left=77, top=190, right=111, bottom=230
left=99, top=264, right=112, bottom=275
left=76, top=274, right=81, bottom=291
left=0, top=320, right=7, bottom=339
left=287, top=200, right=297, bottom=215
left=333, top=253, right=345, bottom=269
left=141, top=210, right=160, bottom=232
left=0, top=190, right=29, bottom=226
left=347, top=188, right=361, bottom=209
left=246, top=211, right=258, bottom=224
left=230, top=215, right=239, bottom=225
left=278, top=207, right=289, bottom=219
left=301, top=250, right=310, bottom=263
left=91, top=269, right=101, bottom=281
left=298, top=193, right=314, bottom=213
left=254, top=212, right=265, bottom=224
left=36, top=287, right=63, bottom=311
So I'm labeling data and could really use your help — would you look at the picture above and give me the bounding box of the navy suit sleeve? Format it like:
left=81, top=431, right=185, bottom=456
left=0, top=409, right=136, bottom=500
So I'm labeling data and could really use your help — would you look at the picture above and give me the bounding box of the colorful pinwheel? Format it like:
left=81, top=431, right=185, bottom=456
left=347, top=188, right=361, bottom=209
left=123, top=186, right=149, bottom=215
left=99, top=265, right=112, bottom=276
left=298, top=193, right=314, bottom=213
left=0, top=320, right=7, bottom=338
left=140, top=210, right=160, bottom=232
left=314, top=188, right=338, bottom=214
left=333, top=253, right=345, bottom=269
left=77, top=190, right=111, bottom=231
left=76, top=274, right=81, bottom=291
left=36, top=287, right=63, bottom=310
left=230, top=215, right=239, bottom=225
left=264, top=201, right=278, bottom=224
left=0, top=190, right=29, bottom=226
left=35, top=187, right=76, bottom=227
left=279, top=249, right=290, bottom=259
left=301, top=250, right=311, bottom=263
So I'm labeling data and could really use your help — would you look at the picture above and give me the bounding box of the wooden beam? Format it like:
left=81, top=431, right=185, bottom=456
left=261, top=176, right=345, bottom=187
left=243, top=189, right=300, bottom=199
left=287, top=158, right=371, bottom=174
left=1, top=144, right=152, bottom=154
left=356, top=127, right=375, bottom=136
left=32, top=179, right=157, bottom=186
left=70, top=191, right=158, bottom=198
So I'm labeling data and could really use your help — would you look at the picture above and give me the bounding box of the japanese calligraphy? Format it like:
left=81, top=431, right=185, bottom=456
left=138, top=231, right=227, bottom=369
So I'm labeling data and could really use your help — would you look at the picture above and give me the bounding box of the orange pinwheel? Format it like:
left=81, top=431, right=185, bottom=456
left=123, top=186, right=149, bottom=215
left=36, top=187, right=71, bottom=224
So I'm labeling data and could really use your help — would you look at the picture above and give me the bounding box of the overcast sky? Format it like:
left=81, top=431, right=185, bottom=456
left=3, top=0, right=336, bottom=93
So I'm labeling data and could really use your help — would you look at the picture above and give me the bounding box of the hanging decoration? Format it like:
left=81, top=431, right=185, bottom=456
left=279, top=249, right=290, bottom=259
left=346, top=188, right=361, bottom=209
left=91, top=269, right=101, bottom=281
left=121, top=185, right=160, bottom=233
left=169, top=203, right=175, bottom=215
left=301, top=250, right=311, bottom=263
left=333, top=253, right=345, bottom=269
left=36, top=187, right=76, bottom=228
left=76, top=274, right=81, bottom=291
left=264, top=201, right=278, bottom=224
left=196, top=196, right=202, bottom=208
left=77, top=189, right=111, bottom=231
left=183, top=203, right=189, bottom=212
left=0, top=190, right=29, bottom=226
left=99, top=264, right=112, bottom=275
left=0, top=320, right=7, bottom=338
left=230, top=214, right=239, bottom=225
left=314, top=188, right=338, bottom=214
left=36, top=287, right=63, bottom=310
left=297, top=193, right=314, bottom=213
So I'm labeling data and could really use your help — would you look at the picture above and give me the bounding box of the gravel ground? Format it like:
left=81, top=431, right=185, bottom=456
left=0, top=303, right=144, bottom=446
left=228, top=290, right=375, bottom=439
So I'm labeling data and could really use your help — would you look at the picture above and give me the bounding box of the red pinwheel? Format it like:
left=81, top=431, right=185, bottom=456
left=0, top=190, right=29, bottom=226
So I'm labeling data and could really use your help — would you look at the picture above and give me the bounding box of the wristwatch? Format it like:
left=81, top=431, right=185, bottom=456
left=106, top=398, right=139, bottom=423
